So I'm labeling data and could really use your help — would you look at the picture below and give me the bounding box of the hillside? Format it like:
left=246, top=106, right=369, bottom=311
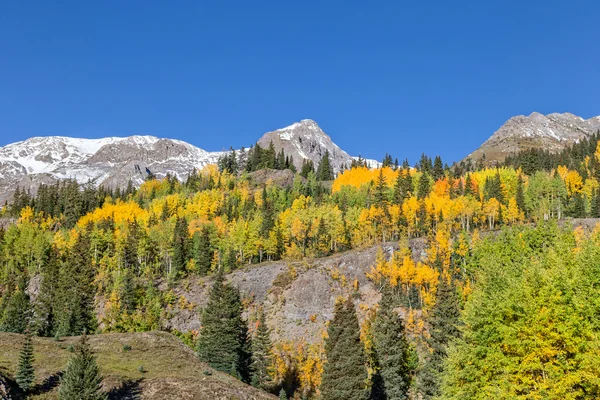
left=465, top=112, right=600, bottom=164
left=0, top=331, right=274, bottom=400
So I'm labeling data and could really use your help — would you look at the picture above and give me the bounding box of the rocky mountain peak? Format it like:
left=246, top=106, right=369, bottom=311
left=258, top=119, right=353, bottom=172
left=465, top=112, right=600, bottom=164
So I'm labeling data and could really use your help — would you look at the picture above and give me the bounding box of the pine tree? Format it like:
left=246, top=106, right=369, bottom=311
left=0, top=280, right=31, bottom=333
left=372, top=288, right=412, bottom=399
left=58, top=332, right=106, bottom=400
left=316, top=151, right=335, bottom=181
left=516, top=174, right=526, bottom=213
left=193, top=226, right=213, bottom=276
left=592, top=189, right=600, bottom=218
left=321, top=297, right=368, bottom=400
left=300, top=159, right=315, bottom=178
left=419, top=275, right=461, bottom=399
left=56, top=227, right=97, bottom=337
left=197, top=272, right=251, bottom=382
left=417, top=173, right=431, bottom=200
left=34, top=246, right=60, bottom=336
left=433, top=156, right=444, bottom=181
left=279, top=388, right=288, bottom=400
left=172, top=216, right=190, bottom=278
left=251, top=307, right=273, bottom=389
left=16, top=328, right=35, bottom=393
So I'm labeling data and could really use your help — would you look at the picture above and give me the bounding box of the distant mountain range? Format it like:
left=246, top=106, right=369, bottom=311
left=1, top=112, right=599, bottom=203
left=465, top=112, right=600, bottom=164
left=0, top=120, right=377, bottom=203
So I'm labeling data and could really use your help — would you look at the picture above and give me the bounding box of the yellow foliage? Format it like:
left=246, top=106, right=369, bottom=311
left=332, top=166, right=398, bottom=193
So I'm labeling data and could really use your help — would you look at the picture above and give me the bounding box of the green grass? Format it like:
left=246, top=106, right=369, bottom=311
left=0, top=331, right=274, bottom=400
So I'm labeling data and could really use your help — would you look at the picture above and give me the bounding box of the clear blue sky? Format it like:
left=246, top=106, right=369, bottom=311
left=1, top=1, right=599, bottom=164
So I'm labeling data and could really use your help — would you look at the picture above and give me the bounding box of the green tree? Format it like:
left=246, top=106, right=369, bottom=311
left=372, top=289, right=412, bottom=400
left=58, top=332, right=107, bottom=400
left=0, top=280, right=31, bottom=334
left=317, top=151, right=335, bottom=181
left=56, top=227, right=97, bottom=337
left=172, top=216, right=190, bottom=278
left=433, top=155, right=444, bottom=181
left=321, top=297, right=368, bottom=400
left=193, top=226, right=213, bottom=276
left=516, top=174, right=526, bottom=213
left=34, top=246, right=61, bottom=337
left=417, top=173, right=431, bottom=200
left=196, top=272, right=251, bottom=382
left=419, top=276, right=461, bottom=399
left=15, top=328, right=35, bottom=393
left=251, top=307, right=273, bottom=389
left=279, top=388, right=288, bottom=400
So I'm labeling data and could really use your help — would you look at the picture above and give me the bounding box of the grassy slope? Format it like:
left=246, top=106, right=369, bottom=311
left=0, top=331, right=274, bottom=400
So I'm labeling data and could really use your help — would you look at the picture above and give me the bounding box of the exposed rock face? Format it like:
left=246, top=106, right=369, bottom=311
left=465, top=112, right=600, bottom=163
left=0, top=135, right=224, bottom=203
left=257, top=119, right=355, bottom=172
left=165, top=238, right=428, bottom=344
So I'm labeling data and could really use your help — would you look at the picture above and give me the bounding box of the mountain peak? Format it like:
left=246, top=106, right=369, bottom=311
left=258, top=119, right=352, bottom=172
left=465, top=111, right=600, bottom=163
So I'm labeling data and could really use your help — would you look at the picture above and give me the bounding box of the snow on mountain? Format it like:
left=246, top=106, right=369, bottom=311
left=465, top=112, right=600, bottom=164
left=0, top=120, right=382, bottom=203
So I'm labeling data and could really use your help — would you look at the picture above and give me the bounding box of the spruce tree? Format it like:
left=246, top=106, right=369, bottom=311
left=0, top=280, right=31, bottom=333
left=279, top=388, right=288, bottom=400
left=197, top=272, right=251, bottom=382
left=15, top=328, right=35, bottom=393
left=251, top=307, right=273, bottom=389
left=372, top=288, right=412, bottom=399
left=193, top=226, right=213, bottom=276
left=172, top=216, right=190, bottom=278
left=321, top=297, right=368, bottom=400
left=433, top=155, right=444, bottom=181
left=34, top=246, right=60, bottom=336
left=55, top=227, right=97, bottom=337
left=58, top=332, right=106, bottom=400
left=516, top=174, right=526, bottom=213
left=419, top=275, right=461, bottom=399
left=592, top=189, right=600, bottom=218
left=417, top=173, right=431, bottom=200
left=316, top=151, right=335, bottom=181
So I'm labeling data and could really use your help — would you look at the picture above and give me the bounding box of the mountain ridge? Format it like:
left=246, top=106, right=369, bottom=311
left=465, top=111, right=600, bottom=164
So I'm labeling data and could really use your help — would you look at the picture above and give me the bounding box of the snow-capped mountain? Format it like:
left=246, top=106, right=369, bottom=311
left=0, top=120, right=379, bottom=203
left=257, top=119, right=379, bottom=172
left=465, top=112, right=600, bottom=163
left=0, top=135, right=224, bottom=202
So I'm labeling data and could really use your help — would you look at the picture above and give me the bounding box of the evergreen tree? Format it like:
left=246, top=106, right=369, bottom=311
left=56, top=227, right=97, bottom=337
left=321, top=297, right=368, bottom=400
left=34, top=246, right=60, bottom=336
left=516, top=174, right=526, bottom=213
left=197, top=272, right=251, bottom=382
left=417, top=173, right=431, bottom=200
left=393, top=169, right=413, bottom=205
left=300, top=159, right=315, bottom=178
left=372, top=289, right=412, bottom=399
left=316, top=150, right=335, bottom=181
left=15, top=328, right=35, bottom=393
left=251, top=307, right=273, bottom=389
left=433, top=155, right=444, bottom=181
left=592, top=189, right=600, bottom=218
left=419, top=275, right=461, bottom=399
left=58, top=332, right=107, bottom=400
left=0, top=280, right=31, bottom=333
left=172, top=216, right=190, bottom=278
left=193, top=226, right=213, bottom=276
left=279, top=388, right=288, bottom=400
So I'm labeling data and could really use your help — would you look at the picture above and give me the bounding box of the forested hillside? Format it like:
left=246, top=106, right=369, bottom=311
left=2, top=138, right=600, bottom=399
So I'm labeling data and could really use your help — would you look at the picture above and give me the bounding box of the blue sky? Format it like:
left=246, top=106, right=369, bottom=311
left=1, top=1, right=599, bottom=164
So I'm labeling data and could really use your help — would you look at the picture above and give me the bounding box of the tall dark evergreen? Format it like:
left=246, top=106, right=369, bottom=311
left=58, top=332, right=107, bottom=400
left=34, top=246, right=61, bottom=336
left=193, top=226, right=213, bottom=276
left=251, top=307, right=273, bottom=389
left=56, top=226, right=97, bottom=336
left=172, top=216, right=190, bottom=278
left=432, top=156, right=444, bottom=181
left=0, top=279, right=31, bottom=333
left=372, top=289, right=412, bottom=400
left=516, top=174, right=526, bottom=213
left=592, top=189, right=600, bottom=218
left=393, top=169, right=413, bottom=205
left=483, top=170, right=504, bottom=204
left=15, top=328, right=35, bottom=393
left=197, top=272, right=251, bottom=382
left=417, top=173, right=431, bottom=200
left=300, top=159, right=315, bottom=178
left=419, top=276, right=461, bottom=399
left=321, top=297, right=368, bottom=400
left=316, top=150, right=335, bottom=181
